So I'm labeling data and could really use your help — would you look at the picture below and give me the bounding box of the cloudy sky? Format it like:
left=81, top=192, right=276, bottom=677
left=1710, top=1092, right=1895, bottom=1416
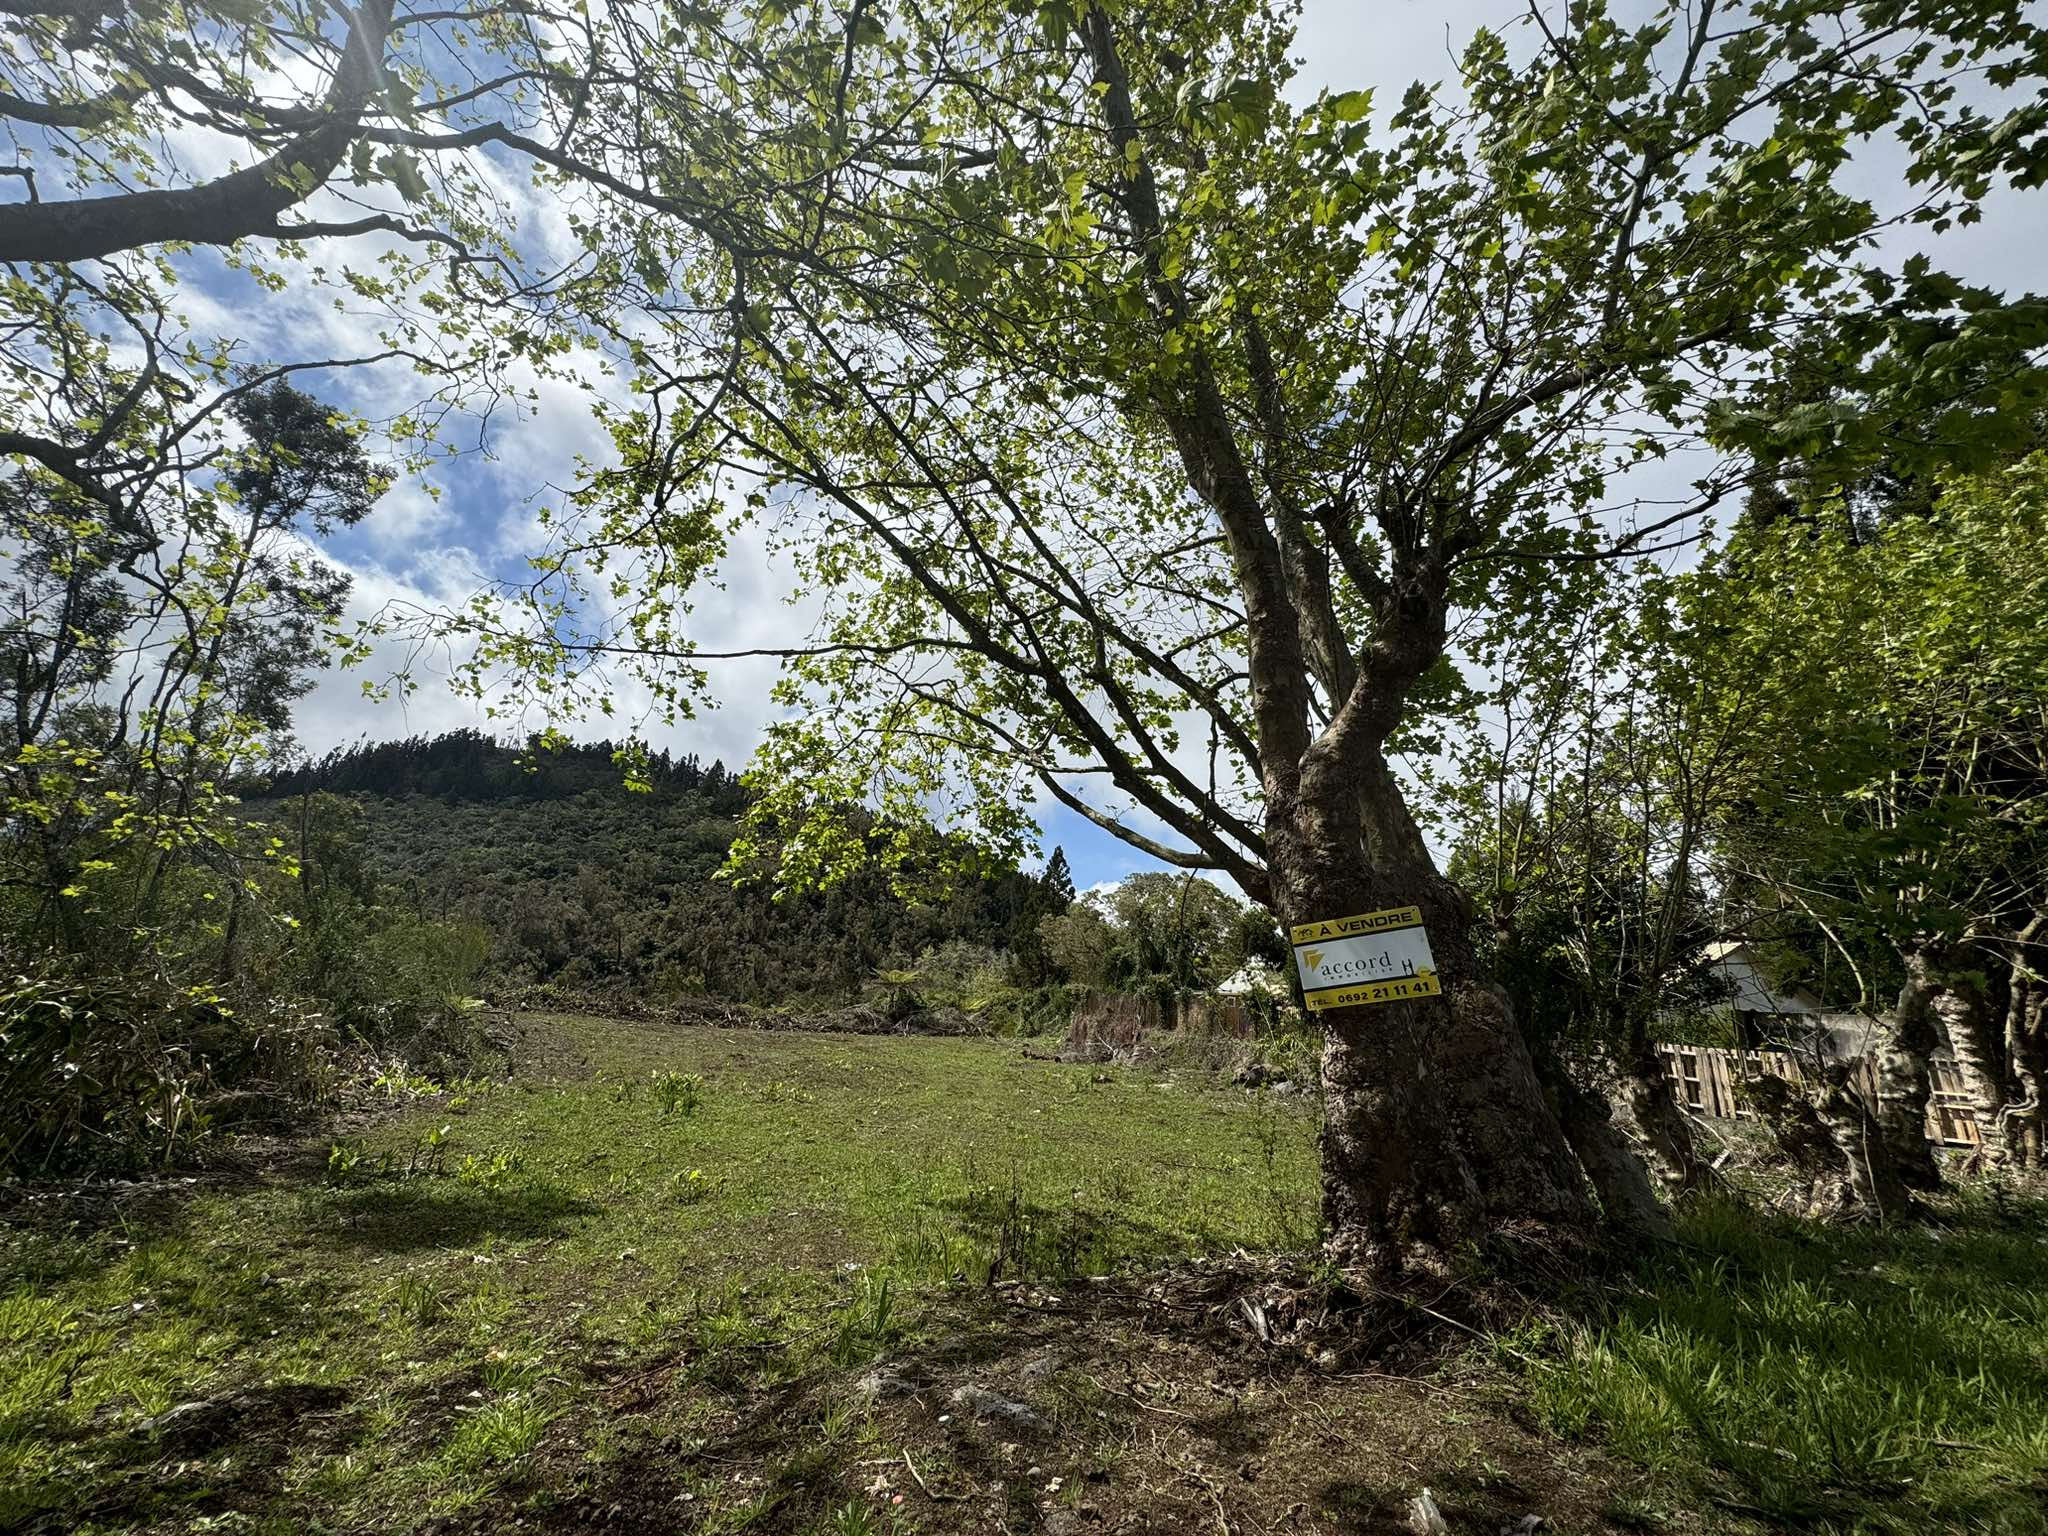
left=258, top=0, right=2047, bottom=892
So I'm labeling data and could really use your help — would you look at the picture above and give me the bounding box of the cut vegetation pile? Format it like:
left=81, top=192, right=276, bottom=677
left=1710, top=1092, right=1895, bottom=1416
left=3, top=1015, right=2045, bottom=1535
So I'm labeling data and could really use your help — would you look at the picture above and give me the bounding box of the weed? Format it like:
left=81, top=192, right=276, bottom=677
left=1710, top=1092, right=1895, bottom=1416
left=327, top=1137, right=409, bottom=1185
left=456, top=1149, right=524, bottom=1189
left=290, top=1451, right=370, bottom=1502
left=480, top=1344, right=546, bottom=1393
left=326, top=1139, right=363, bottom=1183
left=670, top=1166, right=711, bottom=1203
left=812, top=1393, right=866, bottom=1446
left=1248, top=1098, right=1318, bottom=1249
left=651, top=1069, right=704, bottom=1117
left=458, top=1276, right=514, bottom=1334
left=696, top=1485, right=790, bottom=1533
left=374, top=1071, right=443, bottom=1100
left=827, top=1271, right=899, bottom=1367
left=393, top=1273, right=445, bottom=1327
left=441, top=1394, right=553, bottom=1472
left=819, top=1499, right=906, bottom=1536
left=895, top=1168, right=1122, bottom=1285
left=407, top=1122, right=453, bottom=1177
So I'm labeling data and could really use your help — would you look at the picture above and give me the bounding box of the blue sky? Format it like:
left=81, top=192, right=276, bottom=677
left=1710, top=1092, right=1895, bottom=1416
left=257, top=0, right=2047, bottom=895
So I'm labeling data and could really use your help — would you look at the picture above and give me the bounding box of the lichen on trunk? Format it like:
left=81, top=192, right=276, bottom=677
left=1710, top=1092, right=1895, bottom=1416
left=1868, top=961, right=1944, bottom=1193
left=2007, top=977, right=2046, bottom=1169
left=1935, top=972, right=2007, bottom=1165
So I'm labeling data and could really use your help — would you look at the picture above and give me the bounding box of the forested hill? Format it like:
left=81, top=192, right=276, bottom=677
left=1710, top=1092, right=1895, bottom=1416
left=266, top=729, right=750, bottom=811
left=246, top=732, right=1068, bottom=1005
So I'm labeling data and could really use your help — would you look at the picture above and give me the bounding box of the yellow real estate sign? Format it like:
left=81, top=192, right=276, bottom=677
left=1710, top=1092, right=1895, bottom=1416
left=1289, top=905, right=1440, bottom=1012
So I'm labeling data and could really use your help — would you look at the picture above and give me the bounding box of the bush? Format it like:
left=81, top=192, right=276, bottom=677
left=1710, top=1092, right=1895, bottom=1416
left=0, top=962, right=239, bottom=1175
left=909, top=940, right=1008, bottom=1010
left=1, top=889, right=499, bottom=1177
left=971, top=983, right=1076, bottom=1038
left=275, top=903, right=495, bottom=1076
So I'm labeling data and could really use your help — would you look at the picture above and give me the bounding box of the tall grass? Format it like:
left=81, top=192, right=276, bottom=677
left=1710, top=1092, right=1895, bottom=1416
left=1525, top=1193, right=2048, bottom=1533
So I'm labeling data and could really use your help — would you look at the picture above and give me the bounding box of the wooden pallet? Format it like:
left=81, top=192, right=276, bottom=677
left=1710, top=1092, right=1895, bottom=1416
left=1655, top=1043, right=1980, bottom=1148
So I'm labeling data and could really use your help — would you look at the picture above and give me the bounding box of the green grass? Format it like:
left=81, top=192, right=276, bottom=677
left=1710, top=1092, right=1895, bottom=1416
left=0, top=1014, right=1318, bottom=1533
left=1526, top=1192, right=2048, bottom=1534
left=6, top=1011, right=2048, bottom=1535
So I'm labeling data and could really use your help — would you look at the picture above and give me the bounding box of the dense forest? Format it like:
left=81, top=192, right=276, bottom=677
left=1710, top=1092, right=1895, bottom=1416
left=247, top=731, right=1076, bottom=1006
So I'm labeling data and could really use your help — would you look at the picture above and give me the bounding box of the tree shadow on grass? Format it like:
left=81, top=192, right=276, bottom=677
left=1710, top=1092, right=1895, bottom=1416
left=313, top=1176, right=597, bottom=1253
left=514, top=1268, right=1620, bottom=1536
left=7, top=1379, right=359, bottom=1535
left=903, top=1183, right=1194, bottom=1288
left=0, top=1182, right=212, bottom=1294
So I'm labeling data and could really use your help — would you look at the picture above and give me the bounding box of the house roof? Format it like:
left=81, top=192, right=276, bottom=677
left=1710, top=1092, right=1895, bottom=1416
left=1217, top=962, right=1289, bottom=997
left=1704, top=940, right=1827, bottom=1015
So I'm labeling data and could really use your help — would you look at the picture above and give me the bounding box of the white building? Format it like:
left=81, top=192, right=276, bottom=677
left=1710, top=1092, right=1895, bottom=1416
left=1216, top=961, right=1290, bottom=999
left=1701, top=940, right=1880, bottom=1060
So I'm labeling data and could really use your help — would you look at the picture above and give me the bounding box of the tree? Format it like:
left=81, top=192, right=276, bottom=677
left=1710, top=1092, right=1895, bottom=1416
left=434, top=0, right=2048, bottom=1265
left=1042, top=848, right=1076, bottom=910
left=1003, top=845, right=1074, bottom=984
left=1036, top=871, right=1254, bottom=993
left=1692, top=454, right=2048, bottom=1182
left=0, top=0, right=645, bottom=584
left=0, top=383, right=385, bottom=954
left=1445, top=612, right=1745, bottom=1199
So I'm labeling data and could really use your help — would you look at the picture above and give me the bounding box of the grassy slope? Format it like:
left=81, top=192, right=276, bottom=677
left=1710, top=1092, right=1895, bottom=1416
left=1527, top=1191, right=2048, bottom=1533
left=2, top=1014, right=2045, bottom=1536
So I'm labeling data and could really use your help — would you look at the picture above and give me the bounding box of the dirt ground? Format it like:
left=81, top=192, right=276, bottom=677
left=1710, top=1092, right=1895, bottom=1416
left=496, top=1265, right=1683, bottom=1536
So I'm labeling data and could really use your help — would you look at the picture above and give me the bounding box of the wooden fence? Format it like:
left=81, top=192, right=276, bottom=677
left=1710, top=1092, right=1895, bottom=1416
left=1065, top=990, right=1262, bottom=1059
left=1655, top=1043, right=1981, bottom=1148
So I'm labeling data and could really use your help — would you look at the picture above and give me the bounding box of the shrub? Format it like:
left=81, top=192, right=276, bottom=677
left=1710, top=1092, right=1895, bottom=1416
left=972, top=983, right=1076, bottom=1038
left=286, top=906, right=497, bottom=1076
left=911, top=940, right=1008, bottom=1009
left=0, top=962, right=232, bottom=1175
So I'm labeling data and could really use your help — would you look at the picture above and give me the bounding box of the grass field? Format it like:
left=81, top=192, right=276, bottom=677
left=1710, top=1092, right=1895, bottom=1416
left=3, top=1013, right=2046, bottom=1535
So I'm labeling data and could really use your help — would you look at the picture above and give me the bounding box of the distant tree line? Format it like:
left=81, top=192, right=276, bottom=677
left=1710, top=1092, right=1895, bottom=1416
left=265, top=730, right=748, bottom=811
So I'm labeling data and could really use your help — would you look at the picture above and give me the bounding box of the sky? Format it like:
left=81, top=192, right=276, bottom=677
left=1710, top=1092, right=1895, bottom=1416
left=230, top=0, right=2048, bottom=894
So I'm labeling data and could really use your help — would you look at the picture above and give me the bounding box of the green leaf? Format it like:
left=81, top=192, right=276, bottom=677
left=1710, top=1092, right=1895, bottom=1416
left=1328, top=89, right=1373, bottom=123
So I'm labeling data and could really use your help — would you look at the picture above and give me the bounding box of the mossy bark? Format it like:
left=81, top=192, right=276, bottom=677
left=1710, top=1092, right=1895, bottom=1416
left=1868, top=960, right=1943, bottom=1193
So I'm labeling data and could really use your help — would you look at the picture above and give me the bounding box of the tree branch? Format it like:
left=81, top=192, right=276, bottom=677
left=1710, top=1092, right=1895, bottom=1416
left=0, top=0, right=395, bottom=265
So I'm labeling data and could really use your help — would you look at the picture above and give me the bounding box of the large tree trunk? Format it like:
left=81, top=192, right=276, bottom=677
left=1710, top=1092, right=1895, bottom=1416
left=1817, top=1063, right=1910, bottom=1219
left=1537, top=1053, right=1672, bottom=1238
left=1935, top=970, right=2007, bottom=1166
left=1744, top=1073, right=1853, bottom=1214
left=1868, top=959, right=1943, bottom=1192
left=1284, top=815, right=1596, bottom=1268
